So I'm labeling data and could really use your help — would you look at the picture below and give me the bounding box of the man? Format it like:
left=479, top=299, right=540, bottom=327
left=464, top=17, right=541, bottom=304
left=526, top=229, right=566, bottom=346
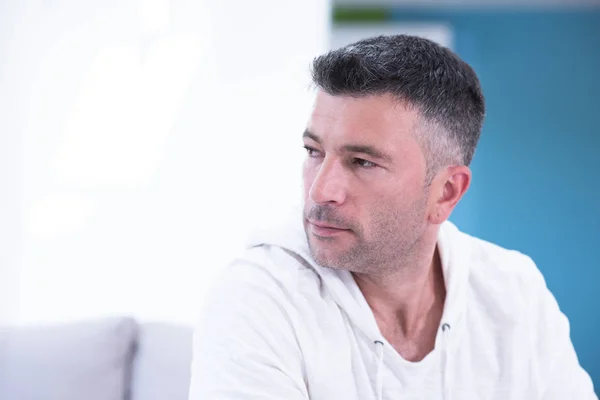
left=188, top=35, right=596, bottom=399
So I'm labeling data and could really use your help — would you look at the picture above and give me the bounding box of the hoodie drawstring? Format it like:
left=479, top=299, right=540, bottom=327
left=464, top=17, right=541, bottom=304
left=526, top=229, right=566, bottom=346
left=374, top=340, right=384, bottom=400
left=441, top=323, right=452, bottom=400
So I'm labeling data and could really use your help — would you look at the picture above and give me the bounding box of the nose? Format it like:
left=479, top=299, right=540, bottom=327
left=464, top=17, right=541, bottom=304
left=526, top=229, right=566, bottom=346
left=308, top=158, right=347, bottom=205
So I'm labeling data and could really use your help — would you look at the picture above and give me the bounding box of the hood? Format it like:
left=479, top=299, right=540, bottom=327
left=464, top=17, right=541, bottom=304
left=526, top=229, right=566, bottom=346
left=247, top=209, right=471, bottom=399
left=247, top=208, right=471, bottom=352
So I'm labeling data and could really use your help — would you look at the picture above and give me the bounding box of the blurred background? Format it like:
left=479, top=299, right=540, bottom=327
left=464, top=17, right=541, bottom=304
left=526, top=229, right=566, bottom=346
left=1, top=0, right=598, bottom=398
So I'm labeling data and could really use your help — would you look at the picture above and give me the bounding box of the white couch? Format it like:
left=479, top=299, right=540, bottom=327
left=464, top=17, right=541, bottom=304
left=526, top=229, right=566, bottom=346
left=0, top=317, right=193, bottom=400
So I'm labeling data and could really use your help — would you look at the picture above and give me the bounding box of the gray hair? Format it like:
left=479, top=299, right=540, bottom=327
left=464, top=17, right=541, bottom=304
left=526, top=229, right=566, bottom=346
left=311, top=35, right=485, bottom=182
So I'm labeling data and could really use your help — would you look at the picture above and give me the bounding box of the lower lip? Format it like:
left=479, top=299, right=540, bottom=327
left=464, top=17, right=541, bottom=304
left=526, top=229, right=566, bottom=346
left=310, top=223, right=349, bottom=237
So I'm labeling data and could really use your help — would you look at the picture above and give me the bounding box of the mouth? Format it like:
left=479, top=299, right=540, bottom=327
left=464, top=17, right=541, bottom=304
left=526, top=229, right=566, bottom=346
left=307, top=220, right=350, bottom=238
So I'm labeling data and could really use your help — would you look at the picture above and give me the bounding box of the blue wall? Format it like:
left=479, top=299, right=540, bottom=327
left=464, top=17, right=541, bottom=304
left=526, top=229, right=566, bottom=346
left=389, top=8, right=600, bottom=386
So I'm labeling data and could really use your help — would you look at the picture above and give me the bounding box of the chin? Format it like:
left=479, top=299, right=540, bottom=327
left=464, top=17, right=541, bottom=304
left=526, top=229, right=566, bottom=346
left=312, top=254, right=344, bottom=270
left=307, top=239, right=331, bottom=264
left=305, top=228, right=360, bottom=268
left=307, top=242, right=346, bottom=270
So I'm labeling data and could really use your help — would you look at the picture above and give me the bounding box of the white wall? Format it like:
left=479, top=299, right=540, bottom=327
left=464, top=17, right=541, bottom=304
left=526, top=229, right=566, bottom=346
left=0, top=0, right=24, bottom=325
left=1, top=0, right=330, bottom=326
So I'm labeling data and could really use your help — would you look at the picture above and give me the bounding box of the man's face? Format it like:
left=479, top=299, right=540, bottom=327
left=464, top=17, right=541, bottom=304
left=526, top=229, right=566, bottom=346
left=302, top=92, right=431, bottom=274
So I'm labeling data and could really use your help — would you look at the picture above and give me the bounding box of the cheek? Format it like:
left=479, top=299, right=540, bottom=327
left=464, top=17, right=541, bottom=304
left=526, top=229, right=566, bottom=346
left=302, top=161, right=316, bottom=196
left=361, top=181, right=420, bottom=220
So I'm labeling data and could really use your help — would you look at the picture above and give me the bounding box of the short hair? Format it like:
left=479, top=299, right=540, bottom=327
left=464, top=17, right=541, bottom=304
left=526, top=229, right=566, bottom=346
left=311, top=35, right=485, bottom=181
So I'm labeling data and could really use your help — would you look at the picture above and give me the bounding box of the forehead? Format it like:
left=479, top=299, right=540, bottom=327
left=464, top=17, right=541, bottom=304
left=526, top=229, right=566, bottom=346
left=308, top=92, right=420, bottom=149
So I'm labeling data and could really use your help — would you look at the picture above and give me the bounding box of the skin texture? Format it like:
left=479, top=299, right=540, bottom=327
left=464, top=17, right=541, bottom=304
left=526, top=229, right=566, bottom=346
left=302, top=91, right=471, bottom=361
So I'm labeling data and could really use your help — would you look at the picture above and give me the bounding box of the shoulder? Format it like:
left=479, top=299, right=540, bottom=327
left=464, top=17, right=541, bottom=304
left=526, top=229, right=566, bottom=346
left=215, top=244, right=323, bottom=301
left=192, top=245, right=315, bottom=364
left=449, top=223, right=543, bottom=288
left=446, top=223, right=595, bottom=396
left=198, top=244, right=323, bottom=331
left=444, top=222, right=547, bottom=323
left=189, top=247, right=313, bottom=399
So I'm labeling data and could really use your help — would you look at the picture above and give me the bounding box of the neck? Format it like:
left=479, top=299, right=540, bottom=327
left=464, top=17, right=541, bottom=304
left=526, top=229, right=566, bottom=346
left=352, top=231, right=446, bottom=340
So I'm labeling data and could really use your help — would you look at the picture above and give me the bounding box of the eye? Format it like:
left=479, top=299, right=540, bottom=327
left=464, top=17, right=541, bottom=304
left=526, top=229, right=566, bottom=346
left=353, top=158, right=378, bottom=169
left=304, top=146, right=322, bottom=158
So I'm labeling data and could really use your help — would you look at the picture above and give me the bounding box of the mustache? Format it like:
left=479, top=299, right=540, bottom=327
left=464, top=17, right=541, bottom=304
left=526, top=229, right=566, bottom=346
left=305, top=205, right=355, bottom=231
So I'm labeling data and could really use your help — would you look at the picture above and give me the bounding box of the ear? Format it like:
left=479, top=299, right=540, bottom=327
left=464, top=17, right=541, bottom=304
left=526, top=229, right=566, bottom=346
left=428, top=165, right=471, bottom=225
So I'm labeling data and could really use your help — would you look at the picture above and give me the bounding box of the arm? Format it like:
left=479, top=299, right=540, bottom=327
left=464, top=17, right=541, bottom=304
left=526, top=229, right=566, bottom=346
left=188, top=258, right=308, bottom=400
left=526, top=258, right=597, bottom=399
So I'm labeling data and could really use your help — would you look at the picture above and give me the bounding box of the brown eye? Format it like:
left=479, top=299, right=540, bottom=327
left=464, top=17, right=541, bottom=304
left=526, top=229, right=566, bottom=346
left=353, top=158, right=377, bottom=168
left=304, top=146, right=322, bottom=158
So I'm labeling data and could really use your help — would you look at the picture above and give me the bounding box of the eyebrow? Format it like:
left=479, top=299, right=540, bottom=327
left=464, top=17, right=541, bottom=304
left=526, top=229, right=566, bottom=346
left=342, top=144, right=393, bottom=164
left=302, top=129, right=321, bottom=144
left=302, top=129, right=393, bottom=164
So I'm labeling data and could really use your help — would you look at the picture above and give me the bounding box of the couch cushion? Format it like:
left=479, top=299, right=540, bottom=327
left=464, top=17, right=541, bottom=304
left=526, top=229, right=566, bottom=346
left=0, top=317, right=138, bottom=400
left=130, top=322, right=193, bottom=400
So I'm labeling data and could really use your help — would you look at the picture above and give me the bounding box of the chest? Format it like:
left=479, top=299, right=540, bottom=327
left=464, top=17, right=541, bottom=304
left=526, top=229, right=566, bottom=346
left=297, top=314, right=539, bottom=400
left=377, top=321, right=439, bottom=363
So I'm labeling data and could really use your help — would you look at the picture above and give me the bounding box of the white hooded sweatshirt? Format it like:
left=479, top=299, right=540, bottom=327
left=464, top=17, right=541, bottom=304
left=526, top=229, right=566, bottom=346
left=189, top=216, right=597, bottom=400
